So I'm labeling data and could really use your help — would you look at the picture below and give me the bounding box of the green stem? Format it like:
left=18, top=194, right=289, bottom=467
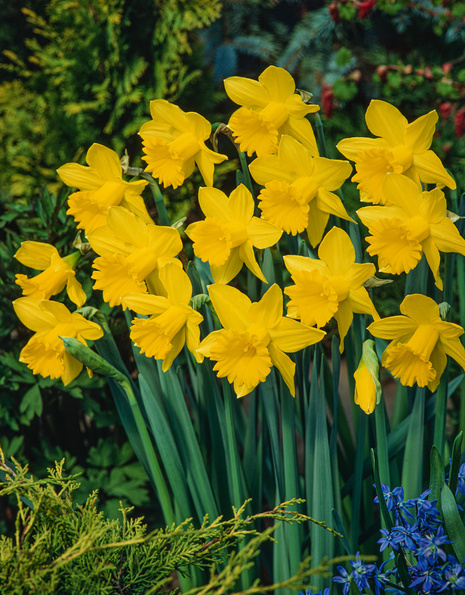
left=125, top=166, right=171, bottom=226
left=238, top=151, right=254, bottom=196
left=433, top=363, right=449, bottom=459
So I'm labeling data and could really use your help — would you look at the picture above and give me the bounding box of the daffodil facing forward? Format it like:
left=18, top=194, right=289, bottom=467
left=225, top=65, right=319, bottom=157
left=87, top=207, right=183, bottom=307
left=15, top=241, right=86, bottom=308
left=197, top=284, right=325, bottom=397
left=57, top=143, right=150, bottom=234
left=139, top=100, right=227, bottom=189
left=13, top=297, right=103, bottom=385
left=185, top=184, right=282, bottom=284
left=368, top=294, right=465, bottom=391
left=249, top=135, right=353, bottom=246
left=284, top=227, right=378, bottom=352
left=337, top=100, right=456, bottom=204
left=122, top=262, right=203, bottom=371
left=357, top=173, right=465, bottom=290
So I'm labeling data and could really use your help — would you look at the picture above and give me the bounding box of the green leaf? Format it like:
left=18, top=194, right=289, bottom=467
left=448, top=432, right=463, bottom=496
left=442, top=483, right=465, bottom=562
left=430, top=446, right=445, bottom=507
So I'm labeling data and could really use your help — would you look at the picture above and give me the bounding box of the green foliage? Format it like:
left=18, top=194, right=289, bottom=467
left=0, top=453, right=339, bottom=594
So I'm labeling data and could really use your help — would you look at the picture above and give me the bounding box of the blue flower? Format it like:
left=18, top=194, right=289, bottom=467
left=333, top=565, right=352, bottom=594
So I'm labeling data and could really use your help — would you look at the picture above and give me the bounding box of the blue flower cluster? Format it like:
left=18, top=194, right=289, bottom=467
left=300, top=464, right=465, bottom=595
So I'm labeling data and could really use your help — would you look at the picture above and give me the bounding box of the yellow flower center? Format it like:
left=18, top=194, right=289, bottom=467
left=383, top=324, right=439, bottom=387
left=20, top=323, right=77, bottom=380
left=353, top=148, right=401, bottom=204
left=259, top=101, right=289, bottom=130
left=189, top=218, right=233, bottom=267
left=367, top=218, right=423, bottom=274
left=258, top=181, right=309, bottom=234
left=92, top=180, right=126, bottom=208
left=130, top=306, right=187, bottom=359
left=389, top=144, right=413, bottom=172
left=92, top=254, right=147, bottom=307
left=169, top=132, right=201, bottom=161
left=403, top=215, right=430, bottom=243
left=328, top=276, right=350, bottom=302
left=229, top=103, right=288, bottom=157
left=126, top=247, right=161, bottom=281
left=285, top=269, right=339, bottom=328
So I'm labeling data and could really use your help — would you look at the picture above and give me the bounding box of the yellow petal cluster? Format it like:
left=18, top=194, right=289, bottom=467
left=284, top=227, right=378, bottom=352
left=13, top=298, right=103, bottom=385
left=185, top=184, right=282, bottom=284
left=337, top=100, right=456, bottom=204
left=354, top=339, right=382, bottom=414
left=139, top=100, right=227, bottom=189
left=368, top=294, right=465, bottom=392
left=57, top=143, right=150, bottom=234
left=197, top=284, right=325, bottom=397
left=225, top=66, right=319, bottom=158
left=357, top=173, right=465, bottom=289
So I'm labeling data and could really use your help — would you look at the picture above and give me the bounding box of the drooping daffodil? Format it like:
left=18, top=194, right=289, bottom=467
left=284, top=227, right=379, bottom=352
left=185, top=184, right=282, bottom=284
left=197, top=283, right=325, bottom=398
left=122, top=262, right=203, bottom=372
left=87, top=207, right=182, bottom=307
left=57, top=143, right=150, bottom=234
left=337, top=100, right=456, bottom=204
left=15, top=241, right=86, bottom=308
left=368, top=294, right=465, bottom=391
left=225, top=65, right=319, bottom=158
left=139, top=99, right=227, bottom=189
left=13, top=297, right=103, bottom=385
left=249, top=134, right=353, bottom=246
left=354, top=339, right=382, bottom=414
left=357, top=173, right=465, bottom=290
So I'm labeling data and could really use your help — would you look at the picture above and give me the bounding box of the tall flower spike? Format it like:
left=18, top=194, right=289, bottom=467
left=122, top=262, right=203, bottom=372
left=357, top=173, right=465, bottom=290
left=13, top=297, right=103, bottom=385
left=284, top=227, right=379, bottom=352
left=197, top=284, right=325, bottom=397
left=249, top=134, right=353, bottom=246
left=337, top=100, right=456, bottom=204
left=139, top=99, right=227, bottom=189
left=15, top=241, right=86, bottom=308
left=57, top=143, right=150, bottom=234
left=87, top=206, right=183, bottom=308
left=185, top=184, right=282, bottom=284
left=368, top=294, right=465, bottom=391
left=225, top=65, right=319, bottom=158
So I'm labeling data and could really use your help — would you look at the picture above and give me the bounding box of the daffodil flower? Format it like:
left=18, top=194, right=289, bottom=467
left=139, top=100, right=227, bottom=189
left=337, top=100, right=456, bottom=204
left=368, top=294, right=465, bottom=391
left=185, top=184, right=282, bottom=284
left=249, top=135, right=353, bottom=246
left=354, top=339, right=382, bottom=414
left=284, top=227, right=378, bottom=352
left=13, top=297, right=103, bottom=385
left=225, top=65, right=319, bottom=158
left=57, top=143, right=150, bottom=234
left=15, top=241, right=86, bottom=308
left=122, top=262, right=203, bottom=372
left=357, top=173, right=465, bottom=290
left=197, top=284, right=325, bottom=397
left=87, top=207, right=182, bottom=307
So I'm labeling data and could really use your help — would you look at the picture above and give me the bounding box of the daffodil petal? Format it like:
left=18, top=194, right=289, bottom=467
left=429, top=218, right=465, bottom=256
left=107, top=207, right=149, bottom=247
left=229, top=184, right=254, bottom=223
left=62, top=351, right=84, bottom=385
left=57, top=163, right=104, bottom=191
left=347, top=286, right=378, bottom=319
left=269, top=317, right=325, bottom=352
left=404, top=110, right=437, bottom=152
left=382, top=173, right=422, bottom=216
left=365, top=100, right=407, bottom=146
left=148, top=99, right=189, bottom=132
left=186, top=314, right=204, bottom=362
left=268, top=342, right=296, bottom=396
left=412, top=150, right=457, bottom=188
left=13, top=297, right=57, bottom=332
left=249, top=155, right=294, bottom=185
left=249, top=284, right=282, bottom=330
left=427, top=345, right=447, bottom=393
left=334, top=300, right=353, bottom=353
left=277, top=135, right=312, bottom=174
left=210, top=247, right=243, bottom=284
left=318, top=227, right=355, bottom=275
left=122, top=293, right=169, bottom=315
left=336, top=137, right=387, bottom=161
left=15, top=241, right=58, bottom=270
left=224, top=76, right=270, bottom=107
left=420, top=188, right=446, bottom=224
left=159, top=262, right=192, bottom=305
left=312, top=157, right=352, bottom=190
left=207, top=283, right=252, bottom=330
left=246, top=217, right=282, bottom=249
left=239, top=242, right=267, bottom=282
left=306, top=206, right=329, bottom=248
left=281, top=117, right=318, bottom=156
left=283, top=254, right=327, bottom=276
left=439, top=335, right=465, bottom=371
left=66, top=276, right=87, bottom=308
left=198, top=187, right=232, bottom=221
left=161, top=329, right=186, bottom=372
left=422, top=237, right=443, bottom=290
left=368, top=316, right=418, bottom=339
left=259, top=66, right=295, bottom=102
left=87, top=226, right=132, bottom=257
left=316, top=188, right=354, bottom=222
left=86, top=143, right=122, bottom=179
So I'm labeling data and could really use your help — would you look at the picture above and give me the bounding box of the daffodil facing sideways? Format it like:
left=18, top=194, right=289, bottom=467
left=15, top=241, right=86, bottom=308
left=87, top=206, right=183, bottom=307
left=185, top=184, right=282, bottom=284
left=225, top=65, right=319, bottom=158
left=357, top=173, right=465, bottom=290
left=368, top=294, right=465, bottom=391
left=337, top=100, right=456, bottom=204
left=284, top=227, right=379, bottom=352
left=57, top=143, right=150, bottom=234
left=197, top=284, right=325, bottom=398
left=354, top=339, right=382, bottom=414
left=13, top=297, right=103, bottom=385
left=122, top=262, right=203, bottom=372
left=249, top=135, right=353, bottom=246
left=139, top=100, right=227, bottom=189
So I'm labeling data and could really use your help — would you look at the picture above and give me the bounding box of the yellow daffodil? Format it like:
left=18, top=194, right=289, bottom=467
left=15, top=241, right=86, bottom=308
left=368, top=294, right=465, bottom=391
left=122, top=262, right=203, bottom=372
left=225, top=65, right=319, bottom=158
left=57, top=143, right=150, bottom=234
left=357, top=173, right=465, bottom=290
left=185, top=184, right=282, bottom=284
left=13, top=297, right=103, bottom=385
left=337, top=100, right=456, bottom=204
left=197, top=283, right=325, bottom=397
left=139, top=99, right=227, bottom=189
left=283, top=227, right=378, bottom=352
left=249, top=135, right=353, bottom=246
left=87, top=207, right=182, bottom=307
left=354, top=339, right=382, bottom=414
